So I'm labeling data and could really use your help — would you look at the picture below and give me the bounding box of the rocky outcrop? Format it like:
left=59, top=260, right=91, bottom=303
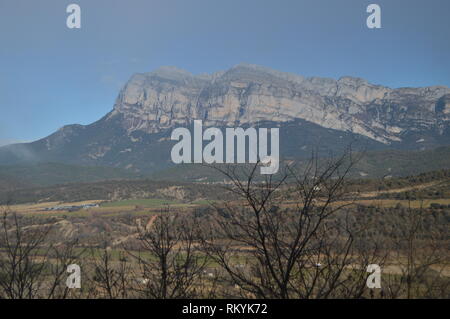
left=109, top=63, right=450, bottom=144
left=1, top=64, right=449, bottom=173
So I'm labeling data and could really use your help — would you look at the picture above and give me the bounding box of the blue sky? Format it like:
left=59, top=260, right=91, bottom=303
left=0, top=0, right=449, bottom=143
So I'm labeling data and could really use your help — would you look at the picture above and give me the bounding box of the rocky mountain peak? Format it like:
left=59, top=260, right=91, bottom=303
left=147, top=66, right=195, bottom=81
left=107, top=64, right=450, bottom=144
left=1, top=64, right=449, bottom=174
left=338, top=76, right=369, bottom=86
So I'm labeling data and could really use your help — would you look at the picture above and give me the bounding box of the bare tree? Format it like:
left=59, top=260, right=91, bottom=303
left=128, top=210, right=208, bottom=299
left=45, top=240, right=83, bottom=299
left=200, top=150, right=384, bottom=298
left=0, top=209, right=49, bottom=298
left=0, top=208, right=81, bottom=299
left=383, top=202, right=449, bottom=299
left=90, top=243, right=133, bottom=299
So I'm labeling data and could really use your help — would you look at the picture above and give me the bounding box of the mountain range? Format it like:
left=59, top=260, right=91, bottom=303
left=1, top=63, right=449, bottom=175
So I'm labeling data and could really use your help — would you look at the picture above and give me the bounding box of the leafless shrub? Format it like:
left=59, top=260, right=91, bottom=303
left=0, top=207, right=81, bottom=299
left=127, top=210, right=208, bottom=299
left=382, top=202, right=449, bottom=299
left=200, top=149, right=385, bottom=298
left=89, top=243, right=133, bottom=299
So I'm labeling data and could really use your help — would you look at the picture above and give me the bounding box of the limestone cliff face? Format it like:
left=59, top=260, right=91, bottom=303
left=1, top=64, right=449, bottom=173
left=109, top=64, right=450, bottom=144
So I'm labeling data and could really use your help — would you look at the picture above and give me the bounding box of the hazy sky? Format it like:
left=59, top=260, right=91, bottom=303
left=1, top=0, right=449, bottom=142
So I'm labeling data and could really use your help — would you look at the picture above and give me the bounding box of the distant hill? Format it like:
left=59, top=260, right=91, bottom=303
left=2, top=166, right=449, bottom=206
left=350, top=146, right=450, bottom=178
left=151, top=146, right=450, bottom=182
left=0, top=178, right=231, bottom=205
left=1, top=146, right=449, bottom=191
left=0, top=162, right=143, bottom=190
